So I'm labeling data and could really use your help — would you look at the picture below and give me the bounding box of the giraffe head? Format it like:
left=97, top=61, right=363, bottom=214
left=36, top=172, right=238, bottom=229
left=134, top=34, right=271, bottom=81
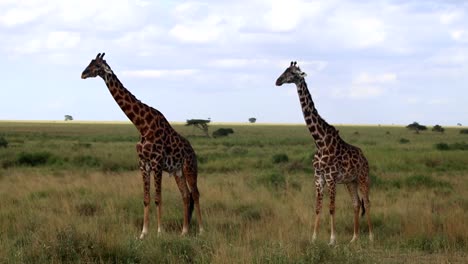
left=81, top=53, right=113, bottom=79
left=275, top=61, right=307, bottom=86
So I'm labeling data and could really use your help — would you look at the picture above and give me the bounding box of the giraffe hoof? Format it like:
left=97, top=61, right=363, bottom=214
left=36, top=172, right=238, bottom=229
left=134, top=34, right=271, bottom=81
left=139, top=233, right=147, bottom=240
left=369, top=233, right=374, bottom=242
left=328, top=239, right=336, bottom=246
left=350, top=236, right=358, bottom=243
left=198, top=228, right=204, bottom=235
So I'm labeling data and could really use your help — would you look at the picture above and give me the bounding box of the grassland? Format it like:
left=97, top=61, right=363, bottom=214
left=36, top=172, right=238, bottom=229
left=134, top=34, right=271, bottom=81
left=0, top=121, right=467, bottom=263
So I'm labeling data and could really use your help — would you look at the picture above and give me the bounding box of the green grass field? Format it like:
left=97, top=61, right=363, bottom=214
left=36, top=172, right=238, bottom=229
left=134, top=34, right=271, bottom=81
left=0, top=121, right=467, bottom=263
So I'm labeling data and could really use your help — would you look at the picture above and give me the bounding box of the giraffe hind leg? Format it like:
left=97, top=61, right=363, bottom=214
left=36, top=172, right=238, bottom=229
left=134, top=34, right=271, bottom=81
left=346, top=182, right=360, bottom=243
left=359, top=176, right=373, bottom=241
left=184, top=160, right=203, bottom=234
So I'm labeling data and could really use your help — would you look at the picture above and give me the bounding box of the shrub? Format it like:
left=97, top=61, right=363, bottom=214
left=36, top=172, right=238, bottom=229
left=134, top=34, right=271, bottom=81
left=272, top=153, right=289, bottom=164
left=0, top=136, right=8, bottom=148
left=460, top=129, right=468, bottom=134
left=435, top=142, right=450, bottom=150
left=435, top=142, right=468, bottom=151
left=212, top=128, right=234, bottom=138
left=432, top=124, right=445, bottom=133
left=399, top=138, right=410, bottom=144
left=17, top=151, right=53, bottom=166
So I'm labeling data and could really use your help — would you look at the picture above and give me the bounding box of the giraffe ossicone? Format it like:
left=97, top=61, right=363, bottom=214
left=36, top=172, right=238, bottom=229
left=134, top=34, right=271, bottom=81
left=82, top=52, right=203, bottom=239
left=276, top=61, right=373, bottom=245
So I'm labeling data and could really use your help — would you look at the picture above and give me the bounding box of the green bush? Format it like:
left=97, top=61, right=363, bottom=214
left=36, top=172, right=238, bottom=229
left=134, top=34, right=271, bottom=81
left=460, top=129, right=468, bottom=134
left=435, top=142, right=450, bottom=150
left=272, top=153, right=289, bottom=164
left=399, top=138, right=410, bottom=144
left=0, top=136, right=8, bottom=148
left=17, top=151, right=53, bottom=166
left=435, top=142, right=468, bottom=151
left=212, top=128, right=234, bottom=138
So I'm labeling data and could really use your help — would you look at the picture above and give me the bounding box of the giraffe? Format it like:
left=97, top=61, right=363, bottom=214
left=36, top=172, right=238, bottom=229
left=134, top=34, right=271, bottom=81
left=275, top=61, right=373, bottom=245
left=81, top=53, right=203, bottom=239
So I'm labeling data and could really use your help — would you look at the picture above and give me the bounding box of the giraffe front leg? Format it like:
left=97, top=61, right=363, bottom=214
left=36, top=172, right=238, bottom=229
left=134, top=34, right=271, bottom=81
left=174, top=174, right=191, bottom=236
left=312, top=175, right=324, bottom=242
left=153, top=168, right=163, bottom=235
left=326, top=178, right=337, bottom=246
left=139, top=159, right=151, bottom=240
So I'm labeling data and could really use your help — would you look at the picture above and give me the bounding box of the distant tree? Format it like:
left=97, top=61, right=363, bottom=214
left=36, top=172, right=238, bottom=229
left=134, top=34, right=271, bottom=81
left=212, top=128, right=234, bottom=138
left=406, top=122, right=427, bottom=133
left=186, top=119, right=211, bottom=137
left=457, top=123, right=462, bottom=126
left=248, top=117, right=257, bottom=124
left=432, top=124, right=445, bottom=133
left=64, top=115, right=73, bottom=121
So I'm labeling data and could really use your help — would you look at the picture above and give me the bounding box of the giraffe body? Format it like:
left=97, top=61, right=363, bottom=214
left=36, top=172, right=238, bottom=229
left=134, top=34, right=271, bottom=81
left=82, top=53, right=203, bottom=239
left=276, top=62, right=373, bottom=245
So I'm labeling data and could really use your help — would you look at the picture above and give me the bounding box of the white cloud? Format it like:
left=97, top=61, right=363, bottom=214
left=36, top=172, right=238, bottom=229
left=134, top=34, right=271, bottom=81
left=349, top=86, right=384, bottom=99
left=439, top=10, right=463, bottom=25
left=264, top=0, right=303, bottom=32
left=211, top=59, right=270, bottom=68
left=353, top=72, right=397, bottom=85
left=0, top=6, right=49, bottom=26
left=170, top=16, right=223, bottom=43
left=428, top=48, right=468, bottom=67
left=332, top=72, right=397, bottom=99
left=121, top=69, right=199, bottom=78
left=45, top=31, right=80, bottom=50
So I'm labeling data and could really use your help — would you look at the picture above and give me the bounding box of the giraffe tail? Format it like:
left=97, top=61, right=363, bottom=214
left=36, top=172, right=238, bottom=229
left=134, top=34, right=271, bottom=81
left=361, top=198, right=366, bottom=217
left=188, top=192, right=195, bottom=224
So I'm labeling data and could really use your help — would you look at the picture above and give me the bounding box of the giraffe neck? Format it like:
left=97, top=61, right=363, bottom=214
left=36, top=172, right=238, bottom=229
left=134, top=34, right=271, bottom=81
left=295, top=79, right=337, bottom=148
left=100, top=71, right=160, bottom=134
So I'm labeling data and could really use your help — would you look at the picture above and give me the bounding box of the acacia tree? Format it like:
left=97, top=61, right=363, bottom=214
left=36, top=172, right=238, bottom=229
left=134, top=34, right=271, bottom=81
left=186, top=119, right=211, bottom=137
left=432, top=124, right=445, bottom=133
left=248, top=117, right=257, bottom=123
left=406, top=121, right=427, bottom=134
left=64, top=115, right=73, bottom=121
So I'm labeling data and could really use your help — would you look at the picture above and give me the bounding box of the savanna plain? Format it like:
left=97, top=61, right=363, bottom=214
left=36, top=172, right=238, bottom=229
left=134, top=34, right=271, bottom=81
left=0, top=121, right=467, bottom=263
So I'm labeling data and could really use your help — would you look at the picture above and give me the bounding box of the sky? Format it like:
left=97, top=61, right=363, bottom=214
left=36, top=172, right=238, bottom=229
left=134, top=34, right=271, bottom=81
left=0, top=0, right=467, bottom=126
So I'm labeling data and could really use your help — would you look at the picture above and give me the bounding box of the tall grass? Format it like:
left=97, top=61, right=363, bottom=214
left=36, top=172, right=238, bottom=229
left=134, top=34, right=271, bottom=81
left=0, top=122, right=467, bottom=263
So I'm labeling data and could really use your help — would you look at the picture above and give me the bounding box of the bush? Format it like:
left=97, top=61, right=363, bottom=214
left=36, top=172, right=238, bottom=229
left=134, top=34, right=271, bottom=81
left=432, top=124, right=445, bottom=133
left=435, top=142, right=468, bottom=151
left=272, top=153, right=289, bottom=164
left=399, top=138, right=410, bottom=144
left=0, top=136, right=8, bottom=148
left=460, top=129, right=468, bottom=134
left=435, top=142, right=450, bottom=150
left=212, top=128, right=234, bottom=138
left=17, top=151, right=53, bottom=166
